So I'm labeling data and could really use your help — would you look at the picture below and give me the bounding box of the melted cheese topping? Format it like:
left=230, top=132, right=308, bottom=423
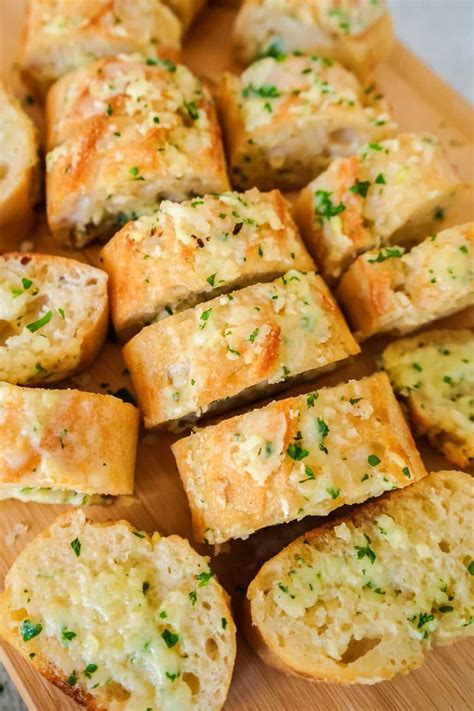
left=382, top=330, right=474, bottom=459
left=4, top=514, right=233, bottom=710
left=0, top=256, right=106, bottom=384
left=250, top=472, right=473, bottom=681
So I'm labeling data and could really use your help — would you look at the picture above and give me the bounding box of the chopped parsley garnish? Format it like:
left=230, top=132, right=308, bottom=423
left=106, top=103, right=113, bottom=116
left=433, top=206, right=445, bottom=221
left=350, top=180, right=371, bottom=198
left=166, top=671, right=179, bottom=681
left=257, top=39, right=286, bottom=61
left=287, top=443, right=309, bottom=461
left=129, top=166, right=145, bottom=181
left=58, top=307, right=65, bottom=319
left=350, top=397, right=361, bottom=405
left=206, top=273, right=216, bottom=286
left=317, top=418, right=329, bottom=453
left=459, top=244, right=469, bottom=254
left=277, top=583, right=289, bottom=593
left=22, top=278, right=32, bottom=289
left=20, top=620, right=42, bottom=642
left=67, top=671, right=77, bottom=686
left=197, top=570, right=214, bottom=587
left=146, top=57, right=176, bottom=72
left=70, top=537, right=81, bottom=557
left=199, top=308, right=212, bottom=329
left=249, top=328, right=260, bottom=343
left=184, top=100, right=199, bottom=120
left=439, top=605, right=454, bottom=613
left=417, top=612, right=434, bottom=629
left=306, top=392, right=318, bottom=408
left=142, top=582, right=150, bottom=594
left=355, top=544, right=376, bottom=564
left=161, top=629, right=180, bottom=648
left=84, top=663, right=97, bottom=678
left=221, top=618, right=228, bottom=629
left=26, top=311, right=53, bottom=333
left=367, top=247, right=404, bottom=263
left=314, top=190, right=346, bottom=221
left=299, top=464, right=315, bottom=483
left=368, top=454, right=381, bottom=466
left=61, top=627, right=77, bottom=643
left=467, top=561, right=474, bottom=575
left=402, top=467, right=411, bottom=478
left=243, top=83, right=281, bottom=99
left=326, top=487, right=340, bottom=499
left=132, top=531, right=145, bottom=538
left=375, top=173, right=386, bottom=184
left=189, top=590, right=197, bottom=605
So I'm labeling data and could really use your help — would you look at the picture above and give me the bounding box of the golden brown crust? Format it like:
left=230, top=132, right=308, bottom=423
left=0, top=83, right=40, bottom=227
left=0, top=383, right=139, bottom=496
left=46, top=55, right=229, bottom=246
left=20, top=0, right=182, bottom=97
left=124, top=271, right=359, bottom=429
left=100, top=188, right=314, bottom=341
left=172, top=372, right=427, bottom=543
left=337, top=222, right=474, bottom=340
left=244, top=470, right=474, bottom=683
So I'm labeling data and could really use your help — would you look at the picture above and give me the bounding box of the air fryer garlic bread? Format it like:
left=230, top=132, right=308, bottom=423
left=0, top=510, right=236, bottom=710
left=46, top=54, right=229, bottom=246
left=20, top=0, right=182, bottom=96
left=172, top=372, right=427, bottom=543
left=101, top=188, right=314, bottom=341
left=217, top=53, right=396, bottom=190
left=0, top=83, right=40, bottom=227
left=233, top=0, right=394, bottom=78
left=0, top=253, right=108, bottom=385
left=381, top=330, right=474, bottom=469
left=124, top=270, right=359, bottom=429
left=0, top=383, right=139, bottom=505
left=337, top=222, right=474, bottom=340
left=296, top=133, right=462, bottom=283
left=244, top=470, right=474, bottom=683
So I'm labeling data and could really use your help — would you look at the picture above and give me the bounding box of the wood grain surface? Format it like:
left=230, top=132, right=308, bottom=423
left=0, top=2, right=473, bottom=710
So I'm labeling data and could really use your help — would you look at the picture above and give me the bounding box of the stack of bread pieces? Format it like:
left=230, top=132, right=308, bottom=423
left=0, top=1, right=472, bottom=709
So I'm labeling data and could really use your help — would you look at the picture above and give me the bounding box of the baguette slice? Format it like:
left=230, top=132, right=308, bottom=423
left=172, top=372, right=427, bottom=543
left=244, top=470, right=474, bottom=684
left=100, top=188, right=314, bottom=341
left=381, top=329, right=474, bottom=469
left=0, top=83, right=40, bottom=227
left=295, top=133, right=462, bottom=283
left=124, top=270, right=359, bottom=429
left=46, top=54, right=229, bottom=247
left=0, top=510, right=236, bottom=710
left=0, top=252, right=108, bottom=385
left=0, top=383, right=139, bottom=504
left=233, top=0, right=394, bottom=78
left=20, top=0, right=182, bottom=97
left=337, top=222, right=474, bottom=340
left=217, top=53, right=396, bottom=191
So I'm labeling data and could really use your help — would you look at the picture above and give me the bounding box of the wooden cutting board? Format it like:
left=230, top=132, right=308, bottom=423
left=0, top=3, right=473, bottom=710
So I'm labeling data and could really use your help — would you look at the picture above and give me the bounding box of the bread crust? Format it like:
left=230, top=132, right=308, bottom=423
left=337, top=222, right=474, bottom=340
left=172, top=372, right=427, bottom=543
left=124, top=270, right=359, bottom=429
left=381, top=329, right=474, bottom=469
left=0, top=511, right=236, bottom=711
left=0, top=383, right=139, bottom=497
left=244, top=470, right=474, bottom=683
left=167, top=0, right=207, bottom=29
left=295, top=133, right=463, bottom=283
left=0, top=252, right=108, bottom=385
left=20, top=0, right=182, bottom=97
left=100, top=188, right=314, bottom=341
left=233, top=0, right=394, bottom=79
left=217, top=53, right=396, bottom=191
left=0, top=83, right=40, bottom=227
left=46, top=54, right=229, bottom=246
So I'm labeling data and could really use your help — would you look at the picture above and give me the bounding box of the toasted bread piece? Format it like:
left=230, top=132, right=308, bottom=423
left=295, top=133, right=462, bottom=283
left=167, top=0, right=207, bottom=29
left=233, top=0, right=394, bottom=78
left=172, top=372, right=427, bottom=543
left=20, top=0, right=182, bottom=97
left=0, top=383, right=139, bottom=503
left=337, top=222, right=474, bottom=340
left=217, top=53, right=396, bottom=191
left=0, top=510, right=236, bottom=710
left=46, top=54, right=229, bottom=247
left=100, top=188, right=314, bottom=341
left=244, top=470, right=474, bottom=683
left=0, top=252, right=108, bottom=385
left=381, top=329, right=474, bottom=469
left=0, top=83, right=40, bottom=227
left=124, top=270, right=359, bottom=429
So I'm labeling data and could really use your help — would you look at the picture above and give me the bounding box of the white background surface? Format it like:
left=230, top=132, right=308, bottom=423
left=0, top=1, right=472, bottom=710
